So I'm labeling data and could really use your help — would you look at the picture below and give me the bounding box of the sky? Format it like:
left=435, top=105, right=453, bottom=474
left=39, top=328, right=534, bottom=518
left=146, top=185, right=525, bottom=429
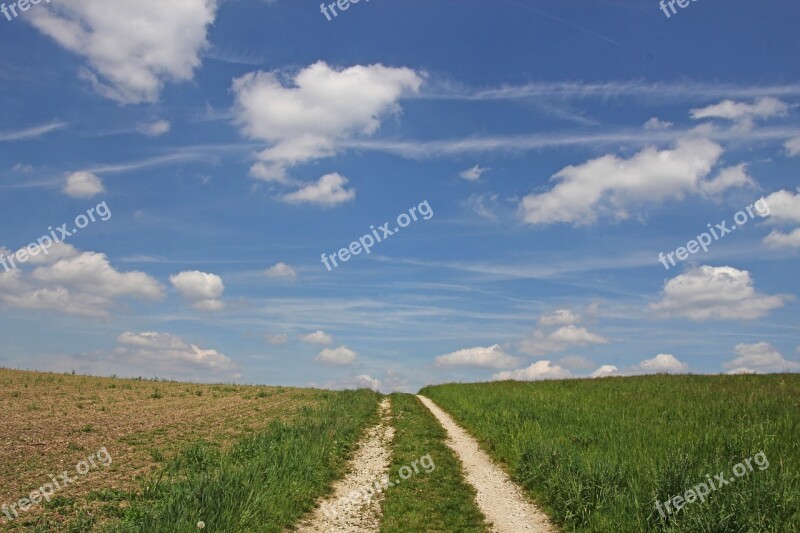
left=0, top=0, right=798, bottom=393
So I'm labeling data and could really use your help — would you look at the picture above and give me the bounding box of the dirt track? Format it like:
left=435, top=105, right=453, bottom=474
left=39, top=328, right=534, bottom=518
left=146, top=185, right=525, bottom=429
left=417, top=395, right=555, bottom=533
left=295, top=397, right=394, bottom=533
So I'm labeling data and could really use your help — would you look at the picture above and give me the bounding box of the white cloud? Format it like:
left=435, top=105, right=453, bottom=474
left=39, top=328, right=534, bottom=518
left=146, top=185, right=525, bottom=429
left=764, top=228, right=800, bottom=249
left=322, top=374, right=381, bottom=391
left=464, top=193, right=499, bottom=220
left=690, top=97, right=790, bottom=129
left=492, top=360, right=571, bottom=381
left=0, top=121, right=67, bottom=142
left=519, top=325, right=608, bottom=356
left=301, top=330, right=333, bottom=345
left=785, top=137, right=800, bottom=157
left=232, top=61, right=423, bottom=180
left=29, top=0, right=217, bottom=104
left=761, top=189, right=800, bottom=225
left=651, top=266, right=786, bottom=321
left=590, top=365, right=619, bottom=378
left=264, top=262, right=297, bottom=280
left=699, top=164, right=757, bottom=196
left=519, top=137, right=730, bottom=226
left=0, top=246, right=163, bottom=317
left=115, top=331, right=239, bottom=379
left=435, top=344, right=519, bottom=369
left=137, top=120, right=171, bottom=137
left=350, top=374, right=382, bottom=391
left=761, top=189, right=800, bottom=249
left=539, top=309, right=581, bottom=327
left=315, top=346, right=358, bottom=365
left=643, top=117, right=673, bottom=130
left=63, top=171, right=105, bottom=198
left=264, top=333, right=288, bottom=345
left=169, top=271, right=225, bottom=311
left=633, top=354, right=688, bottom=373
left=282, top=173, right=355, bottom=206
left=459, top=164, right=490, bottom=181
left=724, top=342, right=800, bottom=374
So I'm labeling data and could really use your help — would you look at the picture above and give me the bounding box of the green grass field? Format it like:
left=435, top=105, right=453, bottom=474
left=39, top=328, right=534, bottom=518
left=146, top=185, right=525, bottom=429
left=380, top=394, right=487, bottom=533
left=102, top=389, right=380, bottom=532
left=8, top=369, right=800, bottom=532
left=421, top=374, right=800, bottom=532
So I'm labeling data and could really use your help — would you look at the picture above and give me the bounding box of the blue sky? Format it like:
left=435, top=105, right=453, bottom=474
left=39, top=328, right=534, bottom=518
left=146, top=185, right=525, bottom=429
left=1, top=0, right=798, bottom=392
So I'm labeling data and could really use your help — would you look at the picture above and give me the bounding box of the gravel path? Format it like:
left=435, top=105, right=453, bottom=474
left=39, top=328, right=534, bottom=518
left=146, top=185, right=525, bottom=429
left=294, top=397, right=395, bottom=533
left=417, top=395, right=556, bottom=533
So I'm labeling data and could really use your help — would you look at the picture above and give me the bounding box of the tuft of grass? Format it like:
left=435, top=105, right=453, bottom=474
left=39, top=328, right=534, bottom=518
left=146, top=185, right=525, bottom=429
left=381, top=394, right=487, bottom=533
left=113, top=389, right=381, bottom=532
left=421, top=374, right=800, bottom=532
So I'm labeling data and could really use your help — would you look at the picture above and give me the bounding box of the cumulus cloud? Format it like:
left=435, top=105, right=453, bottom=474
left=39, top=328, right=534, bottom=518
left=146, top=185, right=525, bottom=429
left=643, top=117, right=673, bottom=130
left=301, top=330, right=333, bottom=345
left=29, top=0, right=217, bottom=104
left=170, top=271, right=225, bottom=310
left=764, top=228, right=800, bottom=249
left=519, top=137, right=737, bottom=226
left=651, top=266, right=786, bottom=321
left=282, top=173, right=355, bottom=206
left=63, top=171, right=105, bottom=198
left=0, top=244, right=163, bottom=317
left=761, top=189, right=800, bottom=249
left=232, top=61, right=423, bottom=180
left=315, top=346, right=358, bottom=365
left=137, top=120, right=171, bottom=137
left=632, top=354, right=688, bottom=374
left=761, top=189, right=800, bottom=225
left=539, top=309, right=581, bottom=327
left=699, top=164, right=757, bottom=196
left=590, top=364, right=619, bottom=378
left=690, top=97, right=790, bottom=129
left=492, top=360, right=571, bottom=381
left=520, top=325, right=608, bottom=356
left=264, top=262, right=297, bottom=280
left=724, top=342, right=800, bottom=374
left=435, top=344, right=519, bottom=369
left=785, top=137, right=800, bottom=157
left=323, top=374, right=381, bottom=391
left=114, top=331, right=239, bottom=379
left=460, top=164, right=490, bottom=181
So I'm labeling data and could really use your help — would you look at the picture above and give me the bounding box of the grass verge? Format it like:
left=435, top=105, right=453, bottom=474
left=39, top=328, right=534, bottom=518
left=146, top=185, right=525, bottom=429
left=421, top=375, right=800, bottom=532
left=100, top=388, right=380, bottom=532
left=380, top=393, right=487, bottom=533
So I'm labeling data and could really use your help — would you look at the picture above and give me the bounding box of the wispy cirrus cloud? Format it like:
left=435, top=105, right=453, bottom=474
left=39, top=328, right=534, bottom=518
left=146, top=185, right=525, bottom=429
left=420, top=80, right=800, bottom=102
left=345, top=126, right=800, bottom=159
left=0, top=121, right=67, bottom=142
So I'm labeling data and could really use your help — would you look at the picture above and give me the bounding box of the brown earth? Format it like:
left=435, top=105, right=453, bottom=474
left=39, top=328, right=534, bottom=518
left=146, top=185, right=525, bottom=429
left=0, top=368, right=323, bottom=530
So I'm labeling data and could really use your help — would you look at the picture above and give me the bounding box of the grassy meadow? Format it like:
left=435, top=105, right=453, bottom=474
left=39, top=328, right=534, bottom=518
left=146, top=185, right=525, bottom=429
left=381, top=394, right=486, bottom=533
left=0, top=369, right=379, bottom=531
left=421, top=374, right=800, bottom=532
